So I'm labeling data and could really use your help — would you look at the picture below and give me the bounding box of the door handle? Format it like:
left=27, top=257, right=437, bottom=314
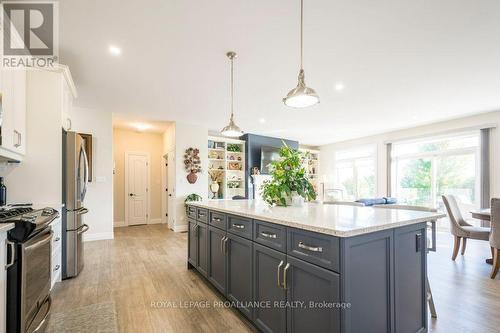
left=224, top=237, right=229, bottom=254
left=283, top=263, right=290, bottom=290
left=77, top=224, right=90, bottom=235
left=129, top=193, right=136, bottom=197
left=277, top=260, right=284, bottom=288
left=77, top=207, right=89, bottom=215
left=220, top=236, right=225, bottom=254
left=416, top=233, right=422, bottom=252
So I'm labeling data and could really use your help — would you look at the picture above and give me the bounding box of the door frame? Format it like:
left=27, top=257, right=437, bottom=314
left=161, top=154, right=168, bottom=224
left=124, top=151, right=151, bottom=226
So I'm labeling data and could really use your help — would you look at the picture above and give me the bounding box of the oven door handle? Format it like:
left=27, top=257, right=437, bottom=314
left=24, top=231, right=53, bottom=252
left=5, top=240, right=15, bottom=269
left=30, top=296, right=52, bottom=333
left=77, top=224, right=90, bottom=235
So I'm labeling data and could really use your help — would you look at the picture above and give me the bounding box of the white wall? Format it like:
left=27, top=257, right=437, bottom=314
left=320, top=111, right=500, bottom=198
left=68, top=107, right=114, bottom=241
left=171, top=122, right=208, bottom=232
left=2, top=70, right=63, bottom=205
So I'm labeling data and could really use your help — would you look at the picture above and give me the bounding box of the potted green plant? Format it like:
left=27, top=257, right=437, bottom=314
left=184, top=193, right=203, bottom=212
left=261, top=143, right=316, bottom=206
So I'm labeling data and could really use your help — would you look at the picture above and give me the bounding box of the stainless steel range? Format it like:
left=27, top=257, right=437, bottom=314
left=1, top=205, right=59, bottom=333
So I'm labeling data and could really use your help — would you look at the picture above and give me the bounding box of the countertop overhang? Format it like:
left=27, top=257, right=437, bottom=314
left=0, top=223, right=15, bottom=234
left=187, top=200, right=446, bottom=237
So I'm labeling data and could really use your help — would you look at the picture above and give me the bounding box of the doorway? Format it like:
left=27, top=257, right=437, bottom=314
left=125, top=151, right=150, bottom=226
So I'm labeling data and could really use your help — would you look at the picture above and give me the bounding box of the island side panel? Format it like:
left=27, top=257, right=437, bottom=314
left=340, top=229, right=395, bottom=333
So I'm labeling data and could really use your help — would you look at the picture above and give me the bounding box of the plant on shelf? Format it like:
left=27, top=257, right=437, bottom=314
left=208, top=170, right=224, bottom=199
left=226, top=144, right=241, bottom=152
left=261, top=143, right=316, bottom=206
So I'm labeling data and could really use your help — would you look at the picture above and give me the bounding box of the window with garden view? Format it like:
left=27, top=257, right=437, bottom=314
left=391, top=132, right=480, bottom=228
left=334, top=146, right=376, bottom=200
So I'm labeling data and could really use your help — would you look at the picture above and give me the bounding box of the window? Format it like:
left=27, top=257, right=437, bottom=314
left=392, top=132, right=480, bottom=227
left=334, top=146, right=376, bottom=200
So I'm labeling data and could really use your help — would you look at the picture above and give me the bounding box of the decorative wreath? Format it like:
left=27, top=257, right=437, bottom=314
left=184, top=148, right=202, bottom=173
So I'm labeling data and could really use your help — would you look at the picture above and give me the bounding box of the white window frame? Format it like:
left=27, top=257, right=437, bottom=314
left=391, top=131, right=480, bottom=208
left=334, top=145, right=377, bottom=200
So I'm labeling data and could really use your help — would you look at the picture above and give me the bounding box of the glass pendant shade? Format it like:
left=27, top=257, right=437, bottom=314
left=221, top=115, right=243, bottom=137
left=283, top=69, right=319, bottom=108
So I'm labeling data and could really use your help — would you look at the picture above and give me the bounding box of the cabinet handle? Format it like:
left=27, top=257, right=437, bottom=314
left=198, top=213, right=206, bottom=217
left=261, top=231, right=277, bottom=239
left=220, top=236, right=225, bottom=254
left=67, top=118, right=72, bottom=130
left=18, top=131, right=21, bottom=147
left=53, top=264, right=60, bottom=272
left=224, top=237, right=229, bottom=254
left=283, top=263, right=290, bottom=290
left=13, top=130, right=21, bottom=147
left=232, top=223, right=245, bottom=229
left=416, top=233, right=422, bottom=252
left=5, top=240, right=15, bottom=269
left=213, top=217, right=221, bottom=222
left=277, top=260, right=284, bottom=288
left=298, top=241, right=323, bottom=253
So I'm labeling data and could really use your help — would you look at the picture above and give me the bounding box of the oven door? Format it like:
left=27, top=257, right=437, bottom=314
left=21, top=229, right=53, bottom=333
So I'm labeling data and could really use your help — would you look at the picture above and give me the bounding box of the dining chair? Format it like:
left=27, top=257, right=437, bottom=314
left=374, top=204, right=439, bottom=318
left=442, top=195, right=490, bottom=260
left=490, top=198, right=500, bottom=279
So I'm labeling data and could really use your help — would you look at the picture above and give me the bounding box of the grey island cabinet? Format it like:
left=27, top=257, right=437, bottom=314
left=186, top=200, right=445, bottom=333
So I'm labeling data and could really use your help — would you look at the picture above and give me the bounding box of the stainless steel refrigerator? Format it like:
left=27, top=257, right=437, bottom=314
left=62, top=130, right=90, bottom=279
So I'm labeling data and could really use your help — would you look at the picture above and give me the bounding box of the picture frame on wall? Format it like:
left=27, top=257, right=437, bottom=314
left=79, top=133, right=93, bottom=182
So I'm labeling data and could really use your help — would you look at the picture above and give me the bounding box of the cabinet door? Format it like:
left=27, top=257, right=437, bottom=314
left=12, top=70, right=26, bottom=154
left=394, top=224, right=427, bottom=333
left=253, top=243, right=287, bottom=333
left=1, top=70, right=16, bottom=151
left=226, top=233, right=253, bottom=319
left=285, top=255, right=340, bottom=333
left=188, top=219, right=197, bottom=267
left=196, top=222, right=208, bottom=277
left=0, top=234, right=6, bottom=331
left=208, top=226, right=227, bottom=294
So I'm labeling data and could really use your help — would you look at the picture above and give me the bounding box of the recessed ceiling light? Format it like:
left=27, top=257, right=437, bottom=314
left=109, top=45, right=122, bottom=56
left=259, top=118, right=266, bottom=124
left=132, top=123, right=151, bottom=132
left=334, top=82, right=345, bottom=92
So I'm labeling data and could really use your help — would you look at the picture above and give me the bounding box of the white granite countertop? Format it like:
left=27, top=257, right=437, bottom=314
left=0, top=223, right=14, bottom=234
left=188, top=200, right=446, bottom=237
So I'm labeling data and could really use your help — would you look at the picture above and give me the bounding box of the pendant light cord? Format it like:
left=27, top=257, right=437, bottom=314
left=230, top=56, right=234, bottom=120
left=300, top=0, right=304, bottom=70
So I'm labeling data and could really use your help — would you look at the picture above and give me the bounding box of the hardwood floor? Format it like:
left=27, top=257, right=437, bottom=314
left=49, top=225, right=500, bottom=333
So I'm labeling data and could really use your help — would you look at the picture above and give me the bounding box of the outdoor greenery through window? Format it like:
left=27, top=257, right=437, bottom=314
left=334, top=146, right=376, bottom=200
left=391, top=132, right=480, bottom=228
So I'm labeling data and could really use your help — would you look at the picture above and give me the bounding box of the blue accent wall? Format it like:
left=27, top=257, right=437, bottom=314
left=241, top=134, right=299, bottom=199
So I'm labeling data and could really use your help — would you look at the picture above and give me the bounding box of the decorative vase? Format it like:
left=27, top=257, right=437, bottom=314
left=187, top=171, right=198, bottom=184
left=291, top=191, right=305, bottom=207
left=210, top=181, right=219, bottom=194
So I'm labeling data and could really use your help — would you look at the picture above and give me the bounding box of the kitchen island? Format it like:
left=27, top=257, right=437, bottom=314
left=186, top=200, right=445, bottom=333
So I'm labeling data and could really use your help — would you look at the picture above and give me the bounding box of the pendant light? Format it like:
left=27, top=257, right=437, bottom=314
left=221, top=51, right=244, bottom=137
left=283, top=0, right=319, bottom=108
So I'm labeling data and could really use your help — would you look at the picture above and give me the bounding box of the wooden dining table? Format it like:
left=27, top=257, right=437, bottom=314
left=470, top=208, right=492, bottom=264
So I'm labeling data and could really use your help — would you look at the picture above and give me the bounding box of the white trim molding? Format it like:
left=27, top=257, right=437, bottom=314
left=84, top=232, right=114, bottom=242
left=113, top=221, right=126, bottom=228
left=172, top=224, right=188, bottom=233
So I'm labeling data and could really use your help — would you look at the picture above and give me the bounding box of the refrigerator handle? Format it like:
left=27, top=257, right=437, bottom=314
left=81, top=145, right=89, bottom=200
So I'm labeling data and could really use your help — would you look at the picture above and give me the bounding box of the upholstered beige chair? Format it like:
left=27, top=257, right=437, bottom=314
left=490, top=198, right=500, bottom=279
left=442, top=195, right=490, bottom=260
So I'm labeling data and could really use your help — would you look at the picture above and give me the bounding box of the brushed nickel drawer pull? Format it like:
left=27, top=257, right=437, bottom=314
left=213, top=217, right=222, bottom=222
left=277, top=260, right=284, bottom=288
left=298, top=241, right=323, bottom=253
left=261, top=231, right=277, bottom=239
left=232, top=223, right=245, bottom=229
left=198, top=213, right=206, bottom=217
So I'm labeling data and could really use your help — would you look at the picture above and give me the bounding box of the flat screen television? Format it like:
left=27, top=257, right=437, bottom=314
left=260, top=146, right=281, bottom=174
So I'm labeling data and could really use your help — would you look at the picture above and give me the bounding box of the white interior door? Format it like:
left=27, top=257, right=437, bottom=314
left=167, top=152, right=176, bottom=229
left=126, top=152, right=149, bottom=226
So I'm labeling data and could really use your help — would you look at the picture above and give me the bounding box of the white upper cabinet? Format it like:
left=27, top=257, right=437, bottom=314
left=0, top=69, right=27, bottom=160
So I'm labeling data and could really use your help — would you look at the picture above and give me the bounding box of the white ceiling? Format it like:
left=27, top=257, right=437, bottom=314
left=59, top=0, right=500, bottom=145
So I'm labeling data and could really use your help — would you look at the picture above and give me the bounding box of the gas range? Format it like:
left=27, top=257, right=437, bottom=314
left=0, top=205, right=59, bottom=242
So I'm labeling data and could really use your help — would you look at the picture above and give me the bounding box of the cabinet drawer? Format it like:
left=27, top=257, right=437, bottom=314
left=209, top=211, right=227, bottom=230
left=287, top=228, right=340, bottom=272
left=187, top=206, right=197, bottom=219
left=227, top=215, right=252, bottom=240
left=196, top=208, right=208, bottom=223
left=253, top=220, right=286, bottom=252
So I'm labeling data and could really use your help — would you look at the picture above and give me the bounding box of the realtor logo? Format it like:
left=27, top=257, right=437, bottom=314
left=1, top=1, right=58, bottom=68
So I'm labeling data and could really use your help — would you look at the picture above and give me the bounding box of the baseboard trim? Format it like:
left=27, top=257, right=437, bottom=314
left=84, top=232, right=114, bottom=242
left=149, top=218, right=162, bottom=224
left=173, top=224, right=188, bottom=233
left=114, top=221, right=126, bottom=228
